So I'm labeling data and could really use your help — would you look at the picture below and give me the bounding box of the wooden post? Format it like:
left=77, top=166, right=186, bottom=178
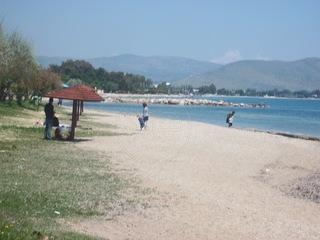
left=70, top=100, right=78, bottom=140
left=80, top=101, right=84, bottom=115
left=76, top=100, right=80, bottom=121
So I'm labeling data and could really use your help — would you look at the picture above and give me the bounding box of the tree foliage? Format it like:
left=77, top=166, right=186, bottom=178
left=50, top=60, right=153, bottom=93
left=213, top=87, right=320, bottom=98
left=32, top=68, right=61, bottom=97
left=198, top=83, right=216, bottom=94
left=0, top=23, right=61, bottom=103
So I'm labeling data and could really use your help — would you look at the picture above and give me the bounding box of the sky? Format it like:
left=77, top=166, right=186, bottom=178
left=1, top=0, right=319, bottom=63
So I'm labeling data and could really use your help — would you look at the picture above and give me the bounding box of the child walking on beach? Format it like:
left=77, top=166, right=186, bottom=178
left=142, top=102, right=149, bottom=129
left=226, top=111, right=235, bottom=127
left=137, top=115, right=145, bottom=130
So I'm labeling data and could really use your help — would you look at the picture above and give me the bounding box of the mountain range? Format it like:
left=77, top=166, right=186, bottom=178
left=177, top=58, right=320, bottom=90
left=37, top=55, right=320, bottom=90
left=37, top=54, right=220, bottom=83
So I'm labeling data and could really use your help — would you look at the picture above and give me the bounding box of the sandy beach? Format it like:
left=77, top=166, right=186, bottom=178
left=69, top=110, right=320, bottom=240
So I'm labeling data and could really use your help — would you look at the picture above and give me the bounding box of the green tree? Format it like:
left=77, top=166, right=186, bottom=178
left=7, top=32, right=38, bottom=103
left=198, top=83, right=216, bottom=94
left=245, top=88, right=257, bottom=96
left=234, top=89, right=243, bottom=96
left=217, top=88, right=231, bottom=95
left=156, top=82, right=170, bottom=94
left=66, top=78, right=83, bottom=87
left=50, top=60, right=154, bottom=93
left=0, top=23, right=61, bottom=103
left=32, top=68, right=61, bottom=96
left=0, top=23, right=11, bottom=101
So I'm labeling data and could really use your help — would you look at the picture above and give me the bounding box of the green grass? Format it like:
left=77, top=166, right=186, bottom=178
left=0, top=218, right=98, bottom=240
left=0, top=102, right=34, bottom=118
left=0, top=102, right=142, bottom=239
left=0, top=219, right=37, bottom=240
left=0, top=125, right=128, bottom=239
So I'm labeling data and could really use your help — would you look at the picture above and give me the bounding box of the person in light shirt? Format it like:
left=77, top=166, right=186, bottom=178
left=226, top=111, right=235, bottom=127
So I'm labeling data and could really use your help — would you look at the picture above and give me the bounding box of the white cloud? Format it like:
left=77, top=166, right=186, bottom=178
left=211, top=50, right=242, bottom=64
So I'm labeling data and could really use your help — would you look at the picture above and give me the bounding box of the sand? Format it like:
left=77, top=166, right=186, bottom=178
left=69, top=110, right=320, bottom=240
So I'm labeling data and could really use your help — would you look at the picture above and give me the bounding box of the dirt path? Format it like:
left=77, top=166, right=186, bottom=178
left=69, top=112, right=320, bottom=240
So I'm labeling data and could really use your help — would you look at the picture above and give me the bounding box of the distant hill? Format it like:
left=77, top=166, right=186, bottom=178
left=37, top=56, right=69, bottom=68
left=38, top=55, right=320, bottom=90
left=37, top=54, right=221, bottom=83
left=176, top=58, right=320, bottom=90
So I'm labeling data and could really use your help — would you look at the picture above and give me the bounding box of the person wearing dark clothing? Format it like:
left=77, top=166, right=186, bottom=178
left=226, top=111, right=235, bottom=127
left=44, top=98, right=54, bottom=139
left=142, top=102, right=149, bottom=129
left=137, top=115, right=145, bottom=130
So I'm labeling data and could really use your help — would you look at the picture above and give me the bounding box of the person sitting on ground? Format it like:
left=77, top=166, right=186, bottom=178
left=54, top=127, right=63, bottom=140
left=53, top=115, right=59, bottom=128
left=55, top=124, right=71, bottom=140
left=226, top=111, right=235, bottom=127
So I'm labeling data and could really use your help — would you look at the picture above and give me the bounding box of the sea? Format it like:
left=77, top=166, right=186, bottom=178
left=70, top=96, right=320, bottom=138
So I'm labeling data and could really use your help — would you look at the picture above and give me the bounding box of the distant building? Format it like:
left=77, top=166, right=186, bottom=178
left=94, top=86, right=104, bottom=94
left=97, top=89, right=104, bottom=94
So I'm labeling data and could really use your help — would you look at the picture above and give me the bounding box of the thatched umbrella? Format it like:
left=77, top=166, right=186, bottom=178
left=45, top=84, right=104, bottom=140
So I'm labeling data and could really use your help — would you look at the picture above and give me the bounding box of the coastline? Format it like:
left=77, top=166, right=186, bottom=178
left=76, top=105, right=320, bottom=142
left=250, top=128, right=320, bottom=142
left=146, top=112, right=320, bottom=142
left=102, top=93, right=320, bottom=101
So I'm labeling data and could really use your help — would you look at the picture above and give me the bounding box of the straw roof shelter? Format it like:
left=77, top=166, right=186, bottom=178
left=45, top=84, right=104, bottom=140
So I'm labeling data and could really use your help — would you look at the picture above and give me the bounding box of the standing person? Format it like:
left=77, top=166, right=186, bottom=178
left=44, top=97, right=55, bottom=140
left=226, top=111, right=235, bottom=127
left=142, top=102, right=149, bottom=129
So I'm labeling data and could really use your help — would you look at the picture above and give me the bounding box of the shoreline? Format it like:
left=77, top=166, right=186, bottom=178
left=152, top=112, right=320, bottom=142
left=245, top=127, right=320, bottom=142
left=102, top=93, right=320, bottom=101
left=80, top=107, right=320, bottom=142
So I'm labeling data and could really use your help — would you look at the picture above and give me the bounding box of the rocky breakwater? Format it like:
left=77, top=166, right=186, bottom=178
left=105, top=96, right=267, bottom=108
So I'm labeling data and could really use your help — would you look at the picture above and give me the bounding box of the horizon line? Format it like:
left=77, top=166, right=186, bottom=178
left=37, top=54, right=320, bottom=64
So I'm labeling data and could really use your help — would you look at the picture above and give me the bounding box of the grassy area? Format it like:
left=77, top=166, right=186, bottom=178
left=0, top=102, right=38, bottom=118
left=0, top=218, right=98, bottom=240
left=0, top=102, right=140, bottom=239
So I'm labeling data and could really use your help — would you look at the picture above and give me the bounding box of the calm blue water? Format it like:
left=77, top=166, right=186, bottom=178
left=70, top=97, right=320, bottom=138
